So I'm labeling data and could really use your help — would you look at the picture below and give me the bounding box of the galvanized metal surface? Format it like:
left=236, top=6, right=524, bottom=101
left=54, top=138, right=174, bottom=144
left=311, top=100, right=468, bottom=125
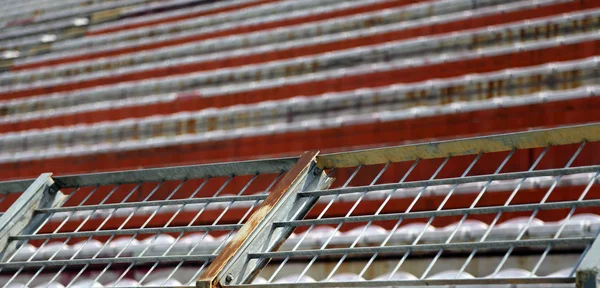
left=0, top=178, right=40, bottom=194
left=298, top=165, right=600, bottom=198
left=229, top=124, right=600, bottom=287
left=248, top=237, right=594, bottom=258
left=226, top=277, right=576, bottom=287
left=317, top=123, right=600, bottom=168
left=35, top=194, right=269, bottom=214
left=274, top=199, right=600, bottom=227
left=11, top=224, right=246, bottom=240
left=0, top=157, right=298, bottom=194
left=0, top=154, right=297, bottom=287
left=0, top=173, right=65, bottom=262
left=216, top=160, right=334, bottom=287
left=0, top=254, right=217, bottom=268
left=575, top=229, right=600, bottom=288
left=53, top=157, right=298, bottom=188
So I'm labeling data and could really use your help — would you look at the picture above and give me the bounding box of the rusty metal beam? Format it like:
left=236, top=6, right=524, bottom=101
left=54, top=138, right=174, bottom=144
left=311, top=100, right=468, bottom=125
left=196, top=151, right=322, bottom=288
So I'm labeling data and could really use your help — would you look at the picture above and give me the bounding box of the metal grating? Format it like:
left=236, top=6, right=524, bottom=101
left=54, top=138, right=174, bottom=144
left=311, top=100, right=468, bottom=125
left=206, top=124, right=600, bottom=288
left=0, top=158, right=298, bottom=287
left=1, top=124, right=600, bottom=287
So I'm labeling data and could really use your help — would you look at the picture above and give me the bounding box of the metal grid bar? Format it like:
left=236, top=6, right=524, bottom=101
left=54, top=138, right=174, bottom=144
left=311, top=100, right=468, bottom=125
left=54, top=157, right=298, bottom=187
left=298, top=165, right=600, bottom=197
left=273, top=199, right=600, bottom=227
left=226, top=277, right=576, bottom=287
left=35, top=194, right=269, bottom=213
left=248, top=237, right=593, bottom=258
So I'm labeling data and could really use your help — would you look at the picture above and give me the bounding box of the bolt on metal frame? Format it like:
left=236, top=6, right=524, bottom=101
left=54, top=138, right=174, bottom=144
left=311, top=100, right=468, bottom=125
left=0, top=124, right=600, bottom=287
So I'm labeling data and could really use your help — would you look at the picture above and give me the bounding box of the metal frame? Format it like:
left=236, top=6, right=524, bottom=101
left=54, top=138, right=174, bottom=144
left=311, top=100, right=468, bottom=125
left=0, top=173, right=65, bottom=262
left=0, top=155, right=302, bottom=287
left=317, top=123, right=600, bottom=168
left=197, top=151, right=333, bottom=288
left=577, top=230, right=600, bottom=288
left=0, top=124, right=599, bottom=287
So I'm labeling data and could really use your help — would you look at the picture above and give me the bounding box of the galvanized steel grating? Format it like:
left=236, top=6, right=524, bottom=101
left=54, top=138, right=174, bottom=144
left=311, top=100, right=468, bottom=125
left=211, top=123, right=600, bottom=288
left=1, top=124, right=600, bottom=287
left=0, top=158, right=299, bottom=287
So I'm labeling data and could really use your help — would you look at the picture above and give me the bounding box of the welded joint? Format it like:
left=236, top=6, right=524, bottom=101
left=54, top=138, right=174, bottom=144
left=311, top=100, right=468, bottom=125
left=576, top=270, right=598, bottom=288
left=0, top=173, right=66, bottom=262
left=576, top=228, right=600, bottom=288
left=48, top=182, right=61, bottom=195
left=312, top=166, right=322, bottom=176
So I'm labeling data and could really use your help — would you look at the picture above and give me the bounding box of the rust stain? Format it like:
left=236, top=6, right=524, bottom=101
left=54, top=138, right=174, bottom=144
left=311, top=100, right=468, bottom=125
left=197, top=150, right=319, bottom=288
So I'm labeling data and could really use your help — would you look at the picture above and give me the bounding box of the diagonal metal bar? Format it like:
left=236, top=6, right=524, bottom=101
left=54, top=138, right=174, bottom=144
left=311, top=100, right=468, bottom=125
left=0, top=173, right=66, bottom=262
left=576, top=229, right=600, bottom=288
left=197, top=150, right=326, bottom=288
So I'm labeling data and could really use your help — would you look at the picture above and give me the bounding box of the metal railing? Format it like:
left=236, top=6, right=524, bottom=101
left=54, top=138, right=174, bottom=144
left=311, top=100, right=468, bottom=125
left=1, top=123, right=600, bottom=287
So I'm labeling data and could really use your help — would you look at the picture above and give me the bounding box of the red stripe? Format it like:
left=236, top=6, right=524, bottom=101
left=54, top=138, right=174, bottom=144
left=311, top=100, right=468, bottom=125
left=3, top=39, right=598, bottom=132
left=5, top=0, right=599, bottom=100
left=12, top=0, right=430, bottom=70
left=2, top=96, right=600, bottom=181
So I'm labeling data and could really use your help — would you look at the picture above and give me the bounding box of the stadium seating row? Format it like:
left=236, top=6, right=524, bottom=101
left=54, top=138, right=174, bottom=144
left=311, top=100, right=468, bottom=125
left=0, top=0, right=279, bottom=61
left=6, top=0, right=381, bottom=61
left=1, top=92, right=598, bottom=180
left=0, top=86, right=595, bottom=163
left=3, top=11, right=598, bottom=111
left=0, top=56, right=597, bottom=156
left=0, top=32, right=597, bottom=140
left=89, top=0, right=300, bottom=36
left=1, top=0, right=532, bottom=84
left=0, top=0, right=148, bottom=33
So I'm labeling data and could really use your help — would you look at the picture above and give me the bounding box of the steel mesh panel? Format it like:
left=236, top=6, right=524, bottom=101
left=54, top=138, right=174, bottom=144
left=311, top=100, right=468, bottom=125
left=0, top=159, right=296, bottom=287
left=218, top=126, right=600, bottom=287
left=2, top=125, right=600, bottom=288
